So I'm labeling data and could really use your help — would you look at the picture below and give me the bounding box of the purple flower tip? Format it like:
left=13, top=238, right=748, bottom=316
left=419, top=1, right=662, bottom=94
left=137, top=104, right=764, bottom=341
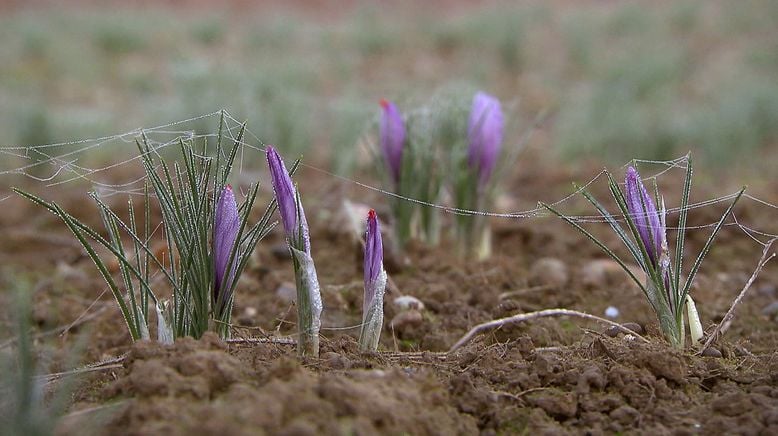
left=379, top=99, right=405, bottom=184
left=266, top=145, right=310, bottom=252
left=214, top=185, right=239, bottom=297
left=625, top=166, right=664, bottom=265
left=468, top=92, right=504, bottom=186
left=364, top=209, right=383, bottom=286
left=363, top=209, right=384, bottom=312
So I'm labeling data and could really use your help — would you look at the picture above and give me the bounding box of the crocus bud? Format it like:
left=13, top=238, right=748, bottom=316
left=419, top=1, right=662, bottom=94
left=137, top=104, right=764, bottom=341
left=625, top=166, right=664, bottom=265
left=379, top=99, right=405, bottom=184
left=363, top=209, right=384, bottom=313
left=360, top=209, right=387, bottom=351
left=213, top=185, right=239, bottom=300
left=266, top=145, right=322, bottom=358
left=267, top=145, right=310, bottom=253
left=467, top=92, right=504, bottom=187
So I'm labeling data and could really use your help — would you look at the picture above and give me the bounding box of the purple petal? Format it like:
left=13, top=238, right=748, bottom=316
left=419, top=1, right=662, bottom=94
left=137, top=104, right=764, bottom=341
left=624, top=166, right=663, bottom=265
left=214, top=185, right=240, bottom=296
left=363, top=209, right=384, bottom=311
left=379, top=99, right=405, bottom=184
left=266, top=145, right=310, bottom=253
left=467, top=92, right=504, bottom=186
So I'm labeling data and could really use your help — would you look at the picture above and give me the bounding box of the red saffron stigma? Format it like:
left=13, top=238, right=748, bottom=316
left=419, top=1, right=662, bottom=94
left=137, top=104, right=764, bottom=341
left=379, top=99, right=389, bottom=109
left=368, top=209, right=377, bottom=220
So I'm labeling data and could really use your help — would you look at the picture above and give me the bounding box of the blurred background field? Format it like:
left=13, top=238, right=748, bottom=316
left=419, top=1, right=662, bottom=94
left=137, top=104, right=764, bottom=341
left=1, top=0, right=777, bottom=175
left=2, top=4, right=778, bottom=433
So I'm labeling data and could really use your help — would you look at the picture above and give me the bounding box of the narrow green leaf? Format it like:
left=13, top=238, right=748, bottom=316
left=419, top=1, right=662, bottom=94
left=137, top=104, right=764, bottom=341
left=680, top=187, right=746, bottom=305
left=542, top=202, right=650, bottom=298
left=674, top=155, right=692, bottom=305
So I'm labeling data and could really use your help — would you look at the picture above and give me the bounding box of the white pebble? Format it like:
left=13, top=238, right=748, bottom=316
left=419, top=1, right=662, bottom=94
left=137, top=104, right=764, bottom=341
left=393, top=295, right=425, bottom=311
left=605, top=306, right=620, bottom=319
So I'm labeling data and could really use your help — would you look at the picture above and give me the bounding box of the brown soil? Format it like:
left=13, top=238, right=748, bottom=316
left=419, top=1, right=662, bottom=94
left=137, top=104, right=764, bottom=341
left=3, top=153, right=778, bottom=435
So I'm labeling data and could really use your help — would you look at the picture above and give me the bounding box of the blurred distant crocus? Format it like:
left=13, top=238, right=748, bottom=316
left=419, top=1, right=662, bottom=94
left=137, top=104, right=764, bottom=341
left=625, top=166, right=665, bottom=265
left=267, top=145, right=310, bottom=253
left=467, top=92, right=504, bottom=186
left=379, top=99, right=405, bottom=184
left=213, top=185, right=239, bottom=302
left=360, top=208, right=387, bottom=351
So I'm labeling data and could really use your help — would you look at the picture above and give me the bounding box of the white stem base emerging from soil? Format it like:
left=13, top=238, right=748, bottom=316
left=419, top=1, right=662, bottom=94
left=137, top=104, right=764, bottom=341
left=291, top=247, right=323, bottom=358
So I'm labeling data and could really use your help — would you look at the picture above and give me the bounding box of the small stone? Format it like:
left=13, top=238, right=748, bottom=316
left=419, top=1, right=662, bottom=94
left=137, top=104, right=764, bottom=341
left=390, top=309, right=423, bottom=331
left=321, top=351, right=351, bottom=370
left=757, top=283, right=777, bottom=297
left=604, top=322, right=644, bottom=338
left=328, top=200, right=371, bottom=237
left=243, top=307, right=257, bottom=317
left=393, top=295, right=425, bottom=311
left=529, top=257, right=569, bottom=288
left=275, top=282, right=296, bottom=303
left=701, top=347, right=723, bottom=358
left=621, top=322, right=644, bottom=334
left=761, top=301, right=778, bottom=317
left=581, top=259, right=644, bottom=290
left=56, top=261, right=88, bottom=281
left=270, top=243, right=291, bottom=260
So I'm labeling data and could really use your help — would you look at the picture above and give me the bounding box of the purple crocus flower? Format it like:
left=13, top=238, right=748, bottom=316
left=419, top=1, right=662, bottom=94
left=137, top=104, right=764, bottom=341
left=266, top=145, right=310, bottom=253
left=363, top=209, right=383, bottom=314
left=625, top=166, right=664, bottom=265
left=468, top=92, right=504, bottom=187
left=379, top=99, right=405, bottom=184
left=214, top=185, right=240, bottom=298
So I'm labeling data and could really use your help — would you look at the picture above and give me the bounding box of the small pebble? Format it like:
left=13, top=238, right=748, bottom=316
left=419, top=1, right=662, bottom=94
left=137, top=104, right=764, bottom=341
left=393, top=295, right=425, bottom=311
left=529, top=257, right=569, bottom=288
left=275, top=282, right=296, bottom=303
left=327, top=200, right=371, bottom=237
left=604, top=322, right=644, bottom=337
left=605, top=306, right=619, bottom=319
left=761, top=301, right=778, bottom=317
left=322, top=351, right=351, bottom=370
left=757, top=284, right=776, bottom=297
left=581, top=259, right=644, bottom=290
left=701, top=347, right=723, bottom=358
left=390, top=309, right=423, bottom=331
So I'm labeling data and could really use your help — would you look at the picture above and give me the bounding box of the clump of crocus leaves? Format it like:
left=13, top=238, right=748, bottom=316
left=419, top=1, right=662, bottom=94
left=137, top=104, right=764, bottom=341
left=378, top=90, right=513, bottom=259
left=378, top=98, right=442, bottom=247
left=453, top=91, right=505, bottom=259
left=15, top=115, right=278, bottom=342
left=266, top=145, right=323, bottom=358
left=544, top=156, right=744, bottom=347
left=359, top=209, right=387, bottom=351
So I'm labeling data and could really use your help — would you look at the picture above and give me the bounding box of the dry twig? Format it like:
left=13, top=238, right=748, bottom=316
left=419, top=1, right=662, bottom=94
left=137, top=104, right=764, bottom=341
left=449, top=308, right=649, bottom=353
left=701, top=238, right=776, bottom=352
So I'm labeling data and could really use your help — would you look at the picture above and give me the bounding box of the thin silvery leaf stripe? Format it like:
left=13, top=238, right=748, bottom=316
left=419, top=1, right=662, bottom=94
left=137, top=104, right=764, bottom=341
left=360, top=269, right=386, bottom=351
left=290, top=248, right=323, bottom=339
